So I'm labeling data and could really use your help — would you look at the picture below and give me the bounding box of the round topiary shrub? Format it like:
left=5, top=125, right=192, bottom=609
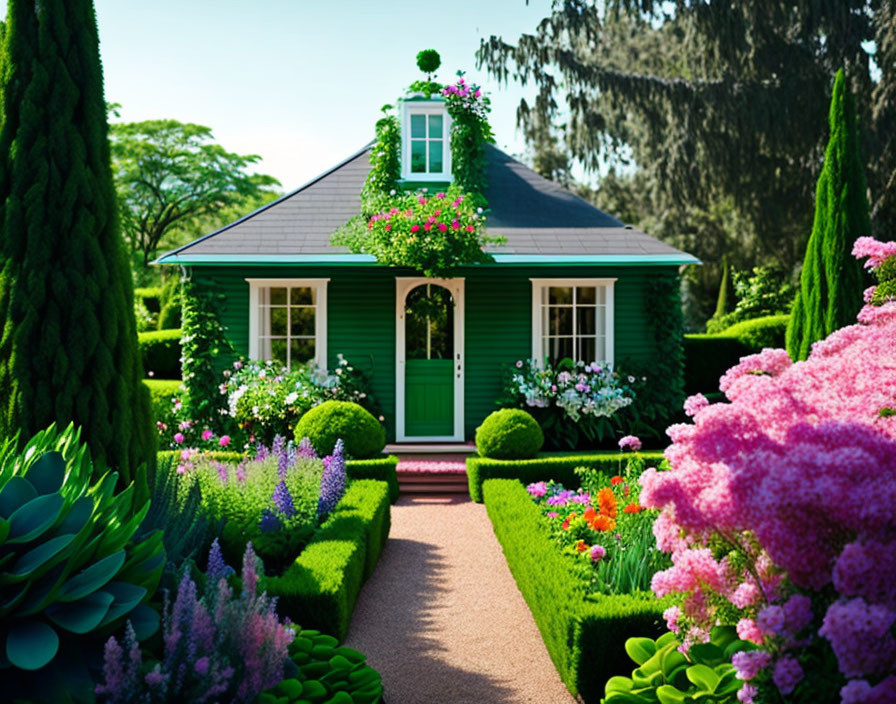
left=475, top=408, right=544, bottom=459
left=416, top=48, right=441, bottom=74
left=296, top=400, right=385, bottom=459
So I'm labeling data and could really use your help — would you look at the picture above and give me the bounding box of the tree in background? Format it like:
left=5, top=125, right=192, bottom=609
left=787, top=70, right=869, bottom=360
left=869, top=0, right=896, bottom=238
left=710, top=254, right=732, bottom=326
left=0, top=0, right=154, bottom=498
left=478, top=2, right=892, bottom=322
left=110, top=118, right=280, bottom=269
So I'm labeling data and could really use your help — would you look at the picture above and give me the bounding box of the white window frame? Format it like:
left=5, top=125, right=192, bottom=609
left=246, top=278, right=329, bottom=369
left=401, top=101, right=452, bottom=181
left=530, top=278, right=616, bottom=366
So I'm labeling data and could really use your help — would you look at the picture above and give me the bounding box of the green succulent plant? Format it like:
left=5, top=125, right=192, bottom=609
left=0, top=425, right=165, bottom=674
left=259, top=628, right=384, bottom=704
left=602, top=626, right=756, bottom=704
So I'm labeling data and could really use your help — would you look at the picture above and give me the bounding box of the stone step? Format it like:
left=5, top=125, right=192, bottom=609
left=398, top=469, right=469, bottom=495
left=399, top=482, right=469, bottom=494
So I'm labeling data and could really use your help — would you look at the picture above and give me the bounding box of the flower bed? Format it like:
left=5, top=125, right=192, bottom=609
left=466, top=451, right=665, bottom=502
left=263, top=479, right=391, bottom=641
left=483, top=478, right=669, bottom=702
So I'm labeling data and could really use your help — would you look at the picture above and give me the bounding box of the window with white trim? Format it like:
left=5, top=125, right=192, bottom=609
left=246, top=279, right=328, bottom=369
left=531, top=279, right=615, bottom=365
left=401, top=101, right=451, bottom=181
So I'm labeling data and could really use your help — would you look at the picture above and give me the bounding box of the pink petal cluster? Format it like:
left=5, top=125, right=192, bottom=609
left=852, top=236, right=896, bottom=270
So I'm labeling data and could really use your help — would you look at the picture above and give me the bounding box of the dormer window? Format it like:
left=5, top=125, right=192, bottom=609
left=401, top=99, right=451, bottom=181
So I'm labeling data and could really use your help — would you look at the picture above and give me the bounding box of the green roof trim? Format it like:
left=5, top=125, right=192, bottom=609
left=155, top=253, right=700, bottom=267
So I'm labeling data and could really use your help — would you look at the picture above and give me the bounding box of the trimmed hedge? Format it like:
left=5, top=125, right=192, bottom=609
left=157, top=450, right=247, bottom=465
left=719, top=314, right=790, bottom=350
left=143, top=378, right=182, bottom=420
left=296, top=401, right=386, bottom=459
left=682, top=334, right=750, bottom=395
left=134, top=286, right=163, bottom=313
left=346, top=456, right=399, bottom=503
left=484, top=479, right=669, bottom=703
left=138, top=328, right=182, bottom=379
left=475, top=408, right=544, bottom=459
left=466, top=451, right=665, bottom=503
left=264, top=480, right=391, bottom=641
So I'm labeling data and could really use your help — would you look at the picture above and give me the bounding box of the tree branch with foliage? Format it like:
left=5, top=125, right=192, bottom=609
left=110, top=119, right=280, bottom=266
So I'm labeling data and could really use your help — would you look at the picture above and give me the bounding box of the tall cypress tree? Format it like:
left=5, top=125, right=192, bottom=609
left=786, top=69, right=869, bottom=361
left=713, top=254, right=732, bottom=320
left=0, top=0, right=154, bottom=499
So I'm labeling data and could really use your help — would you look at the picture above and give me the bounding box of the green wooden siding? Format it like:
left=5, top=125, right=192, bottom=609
left=191, top=265, right=675, bottom=442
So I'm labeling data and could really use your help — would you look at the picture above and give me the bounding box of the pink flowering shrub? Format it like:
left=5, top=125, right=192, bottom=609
left=96, top=542, right=294, bottom=703
left=638, top=240, right=896, bottom=703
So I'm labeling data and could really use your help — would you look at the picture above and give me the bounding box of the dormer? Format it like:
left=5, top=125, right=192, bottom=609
left=400, top=96, right=452, bottom=182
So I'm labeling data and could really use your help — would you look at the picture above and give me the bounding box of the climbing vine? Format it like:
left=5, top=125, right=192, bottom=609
left=442, top=73, right=494, bottom=199
left=359, top=106, right=401, bottom=216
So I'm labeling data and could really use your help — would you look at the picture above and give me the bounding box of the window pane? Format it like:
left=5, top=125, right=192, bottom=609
left=269, top=287, right=287, bottom=305
left=290, top=339, right=315, bottom=365
left=577, top=286, right=596, bottom=304
left=577, top=337, right=596, bottom=364
left=290, top=287, right=313, bottom=305
left=594, top=335, right=606, bottom=363
left=411, top=140, right=426, bottom=173
left=549, top=306, right=572, bottom=335
left=270, top=339, right=287, bottom=365
left=428, top=140, right=443, bottom=172
left=411, top=114, right=426, bottom=138
left=269, top=307, right=287, bottom=336
left=596, top=305, right=606, bottom=337
left=545, top=337, right=573, bottom=364
left=429, top=114, right=443, bottom=137
left=596, top=286, right=606, bottom=305
left=549, top=287, right=573, bottom=305
left=577, top=306, right=596, bottom=336
left=291, top=307, right=315, bottom=337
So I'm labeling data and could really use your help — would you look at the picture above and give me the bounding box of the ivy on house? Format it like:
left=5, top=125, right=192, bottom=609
left=333, top=51, right=500, bottom=277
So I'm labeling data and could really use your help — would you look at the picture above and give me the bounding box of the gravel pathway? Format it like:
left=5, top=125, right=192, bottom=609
left=344, top=494, right=577, bottom=704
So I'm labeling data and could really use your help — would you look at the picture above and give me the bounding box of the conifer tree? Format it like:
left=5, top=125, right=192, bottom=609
left=0, top=0, right=154, bottom=499
left=713, top=254, right=732, bottom=321
left=786, top=70, right=869, bottom=360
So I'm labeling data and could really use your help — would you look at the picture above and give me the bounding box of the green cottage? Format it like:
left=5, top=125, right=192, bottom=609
left=157, top=88, right=697, bottom=444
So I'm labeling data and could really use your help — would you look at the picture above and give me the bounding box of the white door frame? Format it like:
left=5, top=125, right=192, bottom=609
left=395, top=277, right=465, bottom=442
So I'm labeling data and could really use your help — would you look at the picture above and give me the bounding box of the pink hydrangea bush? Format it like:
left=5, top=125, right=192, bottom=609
left=639, top=240, right=896, bottom=703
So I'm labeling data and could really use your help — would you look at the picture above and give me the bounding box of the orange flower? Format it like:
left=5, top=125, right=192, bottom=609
left=561, top=512, right=577, bottom=530
left=575, top=540, right=589, bottom=553
left=583, top=506, right=597, bottom=522
left=623, top=503, right=643, bottom=514
left=589, top=514, right=616, bottom=532
left=597, top=488, right=618, bottom=518
left=610, top=475, right=624, bottom=486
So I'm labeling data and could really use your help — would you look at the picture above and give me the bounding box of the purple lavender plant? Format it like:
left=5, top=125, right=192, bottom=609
left=212, top=460, right=229, bottom=484
left=297, top=436, right=316, bottom=459
left=258, top=508, right=281, bottom=533
left=317, top=438, right=347, bottom=519
left=235, top=460, right=247, bottom=483
left=272, top=480, right=296, bottom=518
left=206, top=538, right=233, bottom=583
left=254, top=443, right=269, bottom=461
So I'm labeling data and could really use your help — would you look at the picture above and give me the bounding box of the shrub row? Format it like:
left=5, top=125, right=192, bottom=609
left=466, top=451, right=665, bottom=503
left=719, top=313, right=789, bottom=350
left=134, top=286, right=163, bottom=313
left=138, top=328, right=182, bottom=379
left=143, top=378, right=182, bottom=420
left=157, top=449, right=247, bottom=465
left=483, top=479, right=669, bottom=703
left=264, top=479, right=391, bottom=641
left=346, top=456, right=399, bottom=503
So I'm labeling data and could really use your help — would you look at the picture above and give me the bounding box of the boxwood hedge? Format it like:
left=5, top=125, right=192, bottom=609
left=466, top=451, right=665, bottom=503
left=138, top=328, right=182, bottom=379
left=346, top=456, right=399, bottom=503
left=484, top=479, right=669, bottom=703
left=264, top=479, right=391, bottom=641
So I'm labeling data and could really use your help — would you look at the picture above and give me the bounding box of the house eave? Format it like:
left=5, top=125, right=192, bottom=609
left=154, top=253, right=701, bottom=267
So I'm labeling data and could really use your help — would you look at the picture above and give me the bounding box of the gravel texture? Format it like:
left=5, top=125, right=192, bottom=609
left=344, top=494, right=577, bottom=704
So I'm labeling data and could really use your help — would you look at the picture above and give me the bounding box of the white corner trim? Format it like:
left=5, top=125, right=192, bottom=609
left=395, top=277, right=465, bottom=442
left=530, top=278, right=616, bottom=367
left=245, top=278, right=330, bottom=369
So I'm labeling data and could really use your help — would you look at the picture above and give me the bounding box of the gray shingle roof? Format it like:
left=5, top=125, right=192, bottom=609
left=158, top=143, right=695, bottom=263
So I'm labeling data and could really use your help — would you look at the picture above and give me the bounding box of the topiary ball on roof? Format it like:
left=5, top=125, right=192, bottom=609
left=475, top=409, right=544, bottom=460
left=416, top=49, right=441, bottom=75
left=295, top=400, right=385, bottom=459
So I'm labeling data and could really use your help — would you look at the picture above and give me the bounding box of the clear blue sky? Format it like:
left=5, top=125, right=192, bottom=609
left=81, top=0, right=554, bottom=190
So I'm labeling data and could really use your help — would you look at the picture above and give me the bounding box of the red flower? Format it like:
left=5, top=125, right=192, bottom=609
left=611, top=476, right=624, bottom=485
left=465, top=225, right=475, bottom=232
left=623, top=503, right=643, bottom=514
left=410, top=224, right=420, bottom=233
left=424, top=223, right=432, bottom=231
left=575, top=540, right=589, bottom=553
left=438, top=223, right=448, bottom=232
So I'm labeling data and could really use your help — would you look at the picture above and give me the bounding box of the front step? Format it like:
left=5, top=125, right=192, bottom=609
left=397, top=462, right=469, bottom=495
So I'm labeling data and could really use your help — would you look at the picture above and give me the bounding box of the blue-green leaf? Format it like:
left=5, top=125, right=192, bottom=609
left=98, top=581, right=147, bottom=626
left=6, top=621, right=59, bottom=670
left=0, top=477, right=37, bottom=518
left=25, top=452, right=66, bottom=495
left=58, top=550, right=125, bottom=601
left=7, top=494, right=64, bottom=543
left=128, top=604, right=160, bottom=641
left=9, top=534, right=75, bottom=577
left=46, top=591, right=115, bottom=634
left=56, top=496, right=93, bottom=536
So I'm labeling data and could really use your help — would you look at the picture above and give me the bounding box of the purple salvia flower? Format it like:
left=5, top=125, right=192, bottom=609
left=235, top=460, right=247, bottom=483
left=258, top=508, right=281, bottom=533
left=213, top=460, right=229, bottom=484
left=206, top=538, right=230, bottom=585
left=317, top=439, right=347, bottom=518
left=241, top=543, right=259, bottom=598
left=287, top=443, right=298, bottom=470
left=297, top=436, right=316, bottom=459
left=272, top=480, right=296, bottom=518
left=95, top=636, right=125, bottom=699
left=277, top=446, right=289, bottom=480
left=254, top=443, right=268, bottom=461
left=271, top=434, right=284, bottom=457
